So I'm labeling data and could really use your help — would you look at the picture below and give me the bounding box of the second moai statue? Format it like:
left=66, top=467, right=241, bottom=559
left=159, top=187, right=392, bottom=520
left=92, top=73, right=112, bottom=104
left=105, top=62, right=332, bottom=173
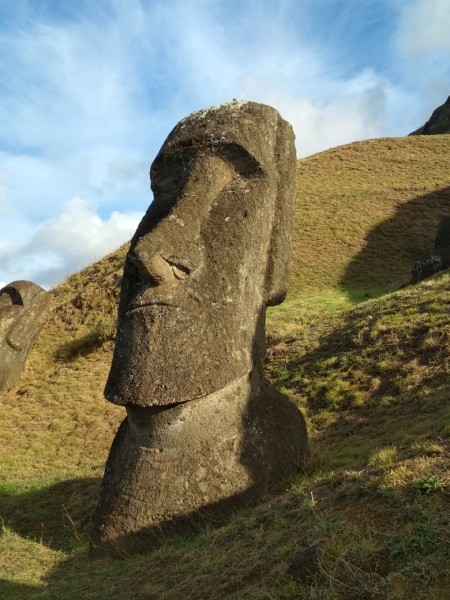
left=0, top=280, right=51, bottom=391
left=91, top=100, right=308, bottom=554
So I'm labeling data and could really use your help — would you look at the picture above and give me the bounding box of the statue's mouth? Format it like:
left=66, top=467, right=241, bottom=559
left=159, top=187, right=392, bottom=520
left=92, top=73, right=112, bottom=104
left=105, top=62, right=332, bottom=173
left=126, top=299, right=177, bottom=313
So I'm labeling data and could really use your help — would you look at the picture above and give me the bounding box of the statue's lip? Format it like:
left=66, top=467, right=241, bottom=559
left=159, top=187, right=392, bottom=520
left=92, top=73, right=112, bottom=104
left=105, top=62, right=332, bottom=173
left=126, top=299, right=177, bottom=313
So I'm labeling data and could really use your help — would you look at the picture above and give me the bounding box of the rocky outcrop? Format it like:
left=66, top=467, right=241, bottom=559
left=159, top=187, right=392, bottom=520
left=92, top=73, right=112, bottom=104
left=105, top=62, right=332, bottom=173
left=0, top=281, right=50, bottom=391
left=409, top=96, right=450, bottom=135
left=410, top=254, right=445, bottom=284
left=91, top=100, right=308, bottom=554
left=434, top=217, right=450, bottom=251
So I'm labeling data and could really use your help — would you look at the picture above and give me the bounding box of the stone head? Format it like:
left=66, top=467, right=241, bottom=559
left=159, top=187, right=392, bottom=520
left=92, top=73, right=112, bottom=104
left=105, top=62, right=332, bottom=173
left=0, top=280, right=50, bottom=391
left=105, top=101, right=296, bottom=407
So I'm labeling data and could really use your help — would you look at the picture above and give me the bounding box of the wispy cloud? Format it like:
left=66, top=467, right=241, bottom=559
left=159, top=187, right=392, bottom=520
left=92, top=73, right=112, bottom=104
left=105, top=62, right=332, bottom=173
left=398, top=0, right=450, bottom=54
left=396, top=0, right=450, bottom=104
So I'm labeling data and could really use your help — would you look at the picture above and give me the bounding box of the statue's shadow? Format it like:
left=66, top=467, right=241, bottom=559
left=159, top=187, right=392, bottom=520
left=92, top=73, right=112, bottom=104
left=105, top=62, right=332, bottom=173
left=340, top=185, right=450, bottom=299
left=0, top=472, right=285, bottom=599
left=0, top=477, right=100, bottom=552
left=0, top=477, right=104, bottom=598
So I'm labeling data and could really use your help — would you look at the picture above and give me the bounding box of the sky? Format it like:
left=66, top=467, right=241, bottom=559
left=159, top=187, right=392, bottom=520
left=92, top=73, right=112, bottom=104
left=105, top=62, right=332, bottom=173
left=0, top=0, right=449, bottom=289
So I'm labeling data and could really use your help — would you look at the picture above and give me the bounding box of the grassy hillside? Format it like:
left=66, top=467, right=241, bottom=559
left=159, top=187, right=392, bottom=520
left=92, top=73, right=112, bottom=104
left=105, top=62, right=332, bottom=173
left=291, top=134, right=450, bottom=296
left=1, top=135, right=450, bottom=599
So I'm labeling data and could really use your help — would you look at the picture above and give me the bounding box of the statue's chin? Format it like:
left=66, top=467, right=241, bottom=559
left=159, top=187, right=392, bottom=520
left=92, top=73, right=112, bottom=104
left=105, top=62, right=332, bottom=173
left=104, top=341, right=255, bottom=407
left=104, top=307, right=257, bottom=407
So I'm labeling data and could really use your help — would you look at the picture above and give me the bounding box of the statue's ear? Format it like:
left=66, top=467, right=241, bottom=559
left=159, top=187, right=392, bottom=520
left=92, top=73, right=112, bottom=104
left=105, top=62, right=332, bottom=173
left=264, top=116, right=296, bottom=306
left=7, top=315, right=28, bottom=350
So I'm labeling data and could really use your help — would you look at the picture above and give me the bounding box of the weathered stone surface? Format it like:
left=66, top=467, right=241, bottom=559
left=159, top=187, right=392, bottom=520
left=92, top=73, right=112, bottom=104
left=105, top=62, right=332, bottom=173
left=411, top=255, right=444, bottom=283
left=407, top=218, right=450, bottom=285
left=409, top=95, right=450, bottom=135
left=93, top=374, right=306, bottom=553
left=91, top=100, right=308, bottom=554
left=0, top=280, right=50, bottom=391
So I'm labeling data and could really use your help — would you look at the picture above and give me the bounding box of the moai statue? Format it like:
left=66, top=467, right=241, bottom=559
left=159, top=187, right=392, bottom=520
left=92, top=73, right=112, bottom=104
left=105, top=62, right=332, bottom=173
left=0, top=280, right=51, bottom=391
left=91, top=101, right=308, bottom=554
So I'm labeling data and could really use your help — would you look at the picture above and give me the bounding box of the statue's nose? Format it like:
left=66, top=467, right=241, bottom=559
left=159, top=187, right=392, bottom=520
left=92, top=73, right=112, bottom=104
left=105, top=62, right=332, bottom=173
left=130, top=243, right=191, bottom=287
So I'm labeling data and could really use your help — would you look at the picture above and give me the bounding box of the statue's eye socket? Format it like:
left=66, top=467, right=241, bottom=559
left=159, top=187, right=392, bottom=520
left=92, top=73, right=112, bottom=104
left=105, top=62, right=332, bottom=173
left=167, top=260, right=191, bottom=280
left=0, top=288, right=23, bottom=307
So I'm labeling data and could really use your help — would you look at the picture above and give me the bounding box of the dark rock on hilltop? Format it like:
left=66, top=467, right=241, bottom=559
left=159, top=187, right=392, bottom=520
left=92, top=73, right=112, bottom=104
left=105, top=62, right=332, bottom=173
left=409, top=95, right=450, bottom=135
left=434, top=217, right=450, bottom=251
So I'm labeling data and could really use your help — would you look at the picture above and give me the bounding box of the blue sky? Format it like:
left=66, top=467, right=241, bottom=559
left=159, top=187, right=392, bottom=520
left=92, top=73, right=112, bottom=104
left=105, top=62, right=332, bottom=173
left=0, top=0, right=449, bottom=288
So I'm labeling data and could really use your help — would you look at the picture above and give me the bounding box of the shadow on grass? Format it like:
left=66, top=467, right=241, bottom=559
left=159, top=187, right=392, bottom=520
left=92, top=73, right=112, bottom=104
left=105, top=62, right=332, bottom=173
left=340, top=186, right=450, bottom=300
left=0, top=475, right=164, bottom=600
left=0, top=472, right=303, bottom=600
left=0, top=477, right=101, bottom=551
left=0, top=580, right=37, bottom=600
left=0, top=477, right=117, bottom=599
left=275, top=297, right=450, bottom=409
left=53, top=329, right=111, bottom=361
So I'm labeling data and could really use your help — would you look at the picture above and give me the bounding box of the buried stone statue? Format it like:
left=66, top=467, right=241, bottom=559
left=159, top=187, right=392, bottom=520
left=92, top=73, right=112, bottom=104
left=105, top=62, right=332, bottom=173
left=0, top=280, right=50, bottom=392
left=91, top=101, right=308, bottom=553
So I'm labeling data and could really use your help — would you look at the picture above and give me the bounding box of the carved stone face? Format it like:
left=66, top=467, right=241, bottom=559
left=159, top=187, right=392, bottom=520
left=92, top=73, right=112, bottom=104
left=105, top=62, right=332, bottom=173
left=0, top=280, right=50, bottom=391
left=105, top=101, right=296, bottom=407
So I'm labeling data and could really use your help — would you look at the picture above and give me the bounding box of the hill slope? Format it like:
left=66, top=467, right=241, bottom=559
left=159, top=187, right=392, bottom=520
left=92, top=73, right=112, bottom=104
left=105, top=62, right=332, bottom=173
left=1, top=134, right=450, bottom=599
left=291, top=134, right=450, bottom=298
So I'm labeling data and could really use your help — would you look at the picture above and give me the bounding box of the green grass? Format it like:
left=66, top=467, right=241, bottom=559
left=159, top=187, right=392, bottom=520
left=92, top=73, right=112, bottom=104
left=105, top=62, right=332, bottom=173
left=1, top=135, right=450, bottom=599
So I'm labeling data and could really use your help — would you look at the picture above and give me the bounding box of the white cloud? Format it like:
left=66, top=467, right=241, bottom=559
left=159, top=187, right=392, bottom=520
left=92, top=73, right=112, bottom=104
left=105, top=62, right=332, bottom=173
left=0, top=5, right=162, bottom=155
left=0, top=198, right=142, bottom=288
left=236, top=69, right=409, bottom=156
left=396, top=0, right=450, bottom=105
left=398, top=0, right=450, bottom=54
